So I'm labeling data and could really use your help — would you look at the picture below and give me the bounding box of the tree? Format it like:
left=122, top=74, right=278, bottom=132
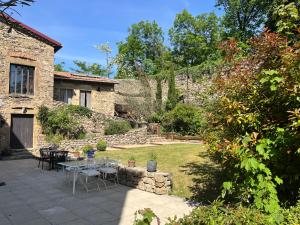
left=169, top=10, right=222, bottom=101
left=266, top=0, right=300, bottom=40
left=54, top=62, right=65, bottom=72
left=94, top=42, right=112, bottom=78
left=169, top=10, right=222, bottom=67
left=166, top=65, right=179, bottom=111
left=0, top=0, right=34, bottom=14
left=72, top=60, right=106, bottom=76
left=216, top=0, right=273, bottom=41
left=116, top=20, right=165, bottom=78
left=0, top=0, right=34, bottom=31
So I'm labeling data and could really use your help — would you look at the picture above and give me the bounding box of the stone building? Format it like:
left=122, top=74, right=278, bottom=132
left=54, top=71, right=117, bottom=116
left=0, top=15, right=117, bottom=154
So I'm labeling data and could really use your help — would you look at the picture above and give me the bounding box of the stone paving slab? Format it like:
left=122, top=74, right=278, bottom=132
left=0, top=159, right=192, bottom=225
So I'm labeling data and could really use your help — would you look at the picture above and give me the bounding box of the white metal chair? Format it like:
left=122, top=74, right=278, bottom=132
left=79, top=160, right=107, bottom=192
left=98, top=160, right=119, bottom=187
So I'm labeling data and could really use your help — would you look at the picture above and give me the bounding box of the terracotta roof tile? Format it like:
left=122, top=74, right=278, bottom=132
left=54, top=71, right=118, bottom=84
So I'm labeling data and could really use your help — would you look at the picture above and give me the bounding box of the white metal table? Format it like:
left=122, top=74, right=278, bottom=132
left=58, top=158, right=109, bottom=195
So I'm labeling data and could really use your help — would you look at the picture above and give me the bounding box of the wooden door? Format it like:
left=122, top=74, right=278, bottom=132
left=10, top=114, right=34, bottom=149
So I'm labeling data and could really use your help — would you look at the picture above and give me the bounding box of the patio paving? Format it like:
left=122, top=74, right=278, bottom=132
left=0, top=159, right=192, bottom=225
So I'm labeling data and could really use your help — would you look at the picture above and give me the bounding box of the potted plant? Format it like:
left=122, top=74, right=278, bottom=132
left=96, top=139, right=107, bottom=151
left=128, top=156, right=136, bottom=167
left=147, top=152, right=157, bottom=172
left=82, top=145, right=95, bottom=159
left=73, top=149, right=81, bottom=159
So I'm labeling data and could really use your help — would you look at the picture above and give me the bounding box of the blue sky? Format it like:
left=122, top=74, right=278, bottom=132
left=14, top=0, right=221, bottom=71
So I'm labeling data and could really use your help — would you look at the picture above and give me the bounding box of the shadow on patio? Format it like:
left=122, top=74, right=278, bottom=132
left=0, top=159, right=192, bottom=225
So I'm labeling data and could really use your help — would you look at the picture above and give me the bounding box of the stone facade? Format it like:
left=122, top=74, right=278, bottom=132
left=118, top=166, right=172, bottom=195
left=0, top=22, right=56, bottom=153
left=54, top=79, right=115, bottom=117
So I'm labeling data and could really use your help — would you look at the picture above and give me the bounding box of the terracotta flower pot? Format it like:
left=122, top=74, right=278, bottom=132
left=128, top=160, right=136, bottom=168
left=72, top=152, right=80, bottom=158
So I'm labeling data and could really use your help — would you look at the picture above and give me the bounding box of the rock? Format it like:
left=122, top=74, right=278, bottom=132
left=155, top=181, right=165, bottom=188
left=143, top=177, right=155, bottom=186
left=145, top=184, right=154, bottom=193
left=154, top=174, right=165, bottom=183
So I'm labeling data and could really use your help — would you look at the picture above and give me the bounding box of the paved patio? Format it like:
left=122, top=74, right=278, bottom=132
left=0, top=159, right=192, bottom=225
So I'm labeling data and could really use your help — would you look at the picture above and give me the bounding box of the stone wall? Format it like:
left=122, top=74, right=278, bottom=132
left=57, top=128, right=148, bottom=152
left=118, top=166, right=172, bottom=195
left=115, top=75, right=202, bottom=110
left=0, top=22, right=55, bottom=152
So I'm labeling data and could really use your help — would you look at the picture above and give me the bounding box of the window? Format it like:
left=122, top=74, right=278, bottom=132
left=57, top=88, right=73, bottom=104
left=9, top=64, right=34, bottom=95
left=80, top=90, right=91, bottom=108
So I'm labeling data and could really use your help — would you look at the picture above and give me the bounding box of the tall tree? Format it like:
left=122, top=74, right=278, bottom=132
left=169, top=10, right=222, bottom=68
left=169, top=10, right=222, bottom=100
left=216, top=0, right=273, bottom=41
left=72, top=60, right=107, bottom=77
left=116, top=20, right=165, bottom=78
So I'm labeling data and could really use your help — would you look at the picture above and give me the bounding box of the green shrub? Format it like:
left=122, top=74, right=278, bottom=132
left=81, top=145, right=94, bottom=154
left=282, top=200, right=300, bottom=225
left=166, top=201, right=275, bottom=225
left=96, top=140, right=107, bottom=151
left=162, top=104, right=205, bottom=136
left=148, top=112, right=163, bottom=123
left=38, top=105, right=90, bottom=140
left=104, top=120, right=131, bottom=135
left=65, top=105, right=92, bottom=118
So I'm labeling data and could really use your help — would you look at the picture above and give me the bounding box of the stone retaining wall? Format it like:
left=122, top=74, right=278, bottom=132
left=57, top=128, right=148, bottom=152
left=118, top=166, right=172, bottom=195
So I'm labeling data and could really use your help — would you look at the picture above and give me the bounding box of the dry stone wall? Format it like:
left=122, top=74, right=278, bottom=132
left=56, top=128, right=148, bottom=152
left=118, top=166, right=172, bottom=195
left=115, top=75, right=202, bottom=109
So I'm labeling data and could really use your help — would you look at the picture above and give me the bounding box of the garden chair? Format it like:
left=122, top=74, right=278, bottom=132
left=78, top=160, right=107, bottom=192
left=38, top=148, right=52, bottom=170
left=54, top=151, right=69, bottom=171
left=98, top=159, right=119, bottom=187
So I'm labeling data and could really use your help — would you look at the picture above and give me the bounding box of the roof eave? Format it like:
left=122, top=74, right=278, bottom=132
left=54, top=76, right=119, bottom=84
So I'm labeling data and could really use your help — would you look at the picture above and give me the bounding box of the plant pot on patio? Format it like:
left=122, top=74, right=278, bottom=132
left=128, top=156, right=136, bottom=167
left=86, top=150, right=95, bottom=159
left=147, top=152, right=157, bottom=172
left=71, top=151, right=80, bottom=159
left=82, top=145, right=95, bottom=159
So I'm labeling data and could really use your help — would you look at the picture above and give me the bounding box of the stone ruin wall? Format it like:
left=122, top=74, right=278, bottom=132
left=115, top=74, right=203, bottom=108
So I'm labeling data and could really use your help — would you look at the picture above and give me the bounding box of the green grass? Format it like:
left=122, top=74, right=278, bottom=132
left=95, top=144, right=216, bottom=199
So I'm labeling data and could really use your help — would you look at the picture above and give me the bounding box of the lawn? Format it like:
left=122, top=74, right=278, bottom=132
left=95, top=144, right=219, bottom=199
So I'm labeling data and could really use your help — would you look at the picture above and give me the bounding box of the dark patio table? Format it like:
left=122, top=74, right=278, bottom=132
left=39, top=148, right=68, bottom=170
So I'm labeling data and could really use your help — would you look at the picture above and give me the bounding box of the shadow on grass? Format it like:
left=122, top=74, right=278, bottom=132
left=181, top=151, right=224, bottom=205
